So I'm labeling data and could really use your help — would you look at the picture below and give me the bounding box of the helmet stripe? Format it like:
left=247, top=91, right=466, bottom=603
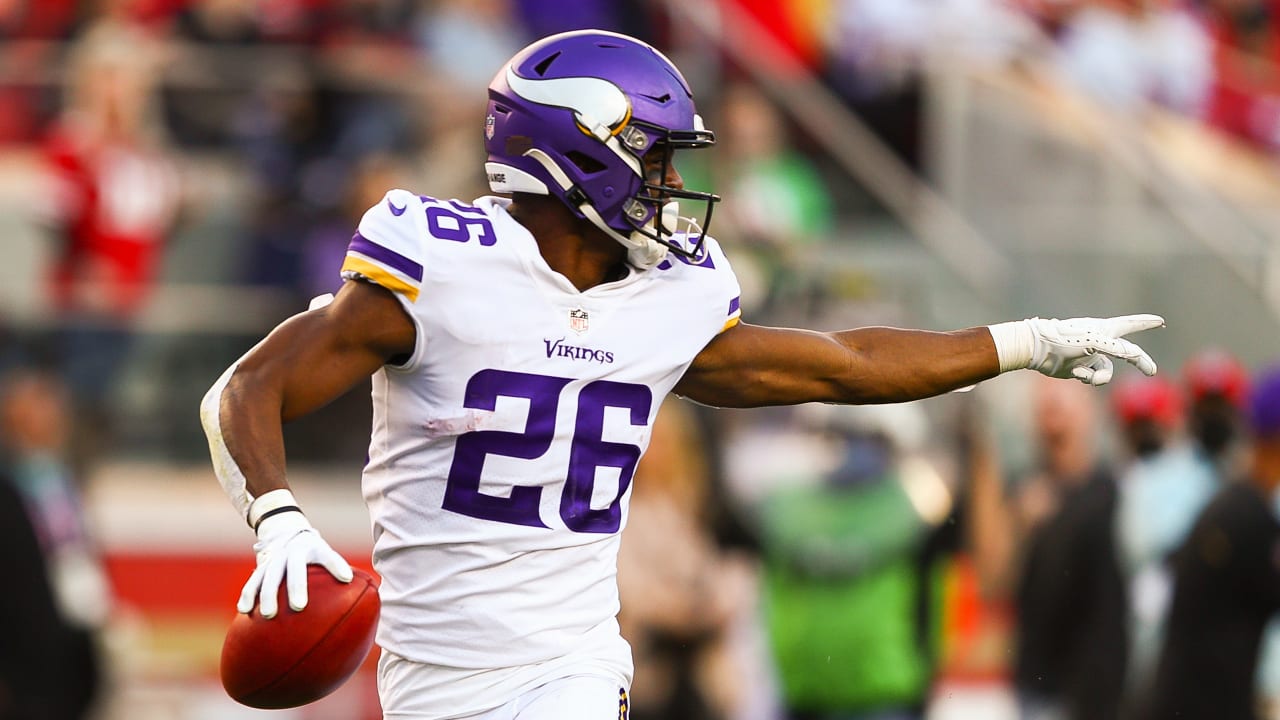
left=506, top=68, right=630, bottom=131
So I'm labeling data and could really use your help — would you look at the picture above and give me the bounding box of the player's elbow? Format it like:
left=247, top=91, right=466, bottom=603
left=200, top=360, right=276, bottom=440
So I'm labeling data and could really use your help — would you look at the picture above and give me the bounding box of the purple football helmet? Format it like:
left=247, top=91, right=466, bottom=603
left=485, top=30, right=720, bottom=268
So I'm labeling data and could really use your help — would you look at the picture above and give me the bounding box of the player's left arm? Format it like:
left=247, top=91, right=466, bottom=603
left=676, top=314, right=1164, bottom=408
left=676, top=323, right=997, bottom=407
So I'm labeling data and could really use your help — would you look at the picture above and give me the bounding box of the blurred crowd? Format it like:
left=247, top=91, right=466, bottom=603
left=1, top=1, right=1280, bottom=720
left=6, top=0, right=1280, bottom=338
left=820, top=0, right=1280, bottom=155
left=614, top=350, right=1280, bottom=720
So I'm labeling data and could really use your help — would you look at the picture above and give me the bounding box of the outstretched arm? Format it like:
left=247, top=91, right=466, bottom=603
left=200, top=280, right=416, bottom=616
left=676, top=315, right=1163, bottom=408
left=676, top=324, right=998, bottom=407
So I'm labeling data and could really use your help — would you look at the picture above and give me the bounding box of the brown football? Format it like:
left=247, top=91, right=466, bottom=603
left=220, top=565, right=380, bottom=709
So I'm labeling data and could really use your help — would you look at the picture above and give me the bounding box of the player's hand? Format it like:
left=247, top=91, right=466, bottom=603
left=237, top=511, right=353, bottom=618
left=1025, top=314, right=1164, bottom=386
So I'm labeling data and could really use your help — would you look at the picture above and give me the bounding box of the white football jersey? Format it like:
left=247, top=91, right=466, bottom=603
left=340, top=190, right=741, bottom=715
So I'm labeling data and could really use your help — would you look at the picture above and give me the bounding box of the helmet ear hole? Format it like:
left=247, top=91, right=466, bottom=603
left=566, top=151, right=608, bottom=174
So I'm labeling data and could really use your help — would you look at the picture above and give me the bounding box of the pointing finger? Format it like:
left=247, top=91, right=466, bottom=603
left=1102, top=314, right=1165, bottom=338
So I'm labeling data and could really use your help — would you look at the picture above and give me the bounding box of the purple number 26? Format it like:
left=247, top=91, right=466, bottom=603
left=442, top=369, right=653, bottom=534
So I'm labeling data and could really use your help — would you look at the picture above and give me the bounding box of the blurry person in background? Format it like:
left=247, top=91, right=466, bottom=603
left=416, top=0, right=526, bottom=89
left=617, top=401, right=762, bottom=720
left=1111, top=374, right=1184, bottom=462
left=822, top=0, right=1029, bottom=168
left=967, top=375, right=1126, bottom=720
left=715, top=83, right=833, bottom=321
left=1109, top=376, right=1218, bottom=711
left=1201, top=0, right=1280, bottom=149
left=758, top=402, right=948, bottom=720
left=39, top=18, right=180, bottom=468
left=1187, top=354, right=1280, bottom=720
left=1138, top=365, right=1280, bottom=720
left=1182, top=347, right=1251, bottom=472
left=413, top=0, right=525, bottom=196
left=0, top=369, right=110, bottom=720
left=1048, top=0, right=1212, bottom=116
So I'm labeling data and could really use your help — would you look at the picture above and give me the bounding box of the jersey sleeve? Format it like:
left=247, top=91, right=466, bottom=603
left=703, top=236, right=742, bottom=333
left=341, top=189, right=427, bottom=303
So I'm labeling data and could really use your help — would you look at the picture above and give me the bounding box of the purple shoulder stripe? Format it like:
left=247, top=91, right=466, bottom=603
left=727, top=296, right=740, bottom=316
left=349, top=233, right=423, bottom=282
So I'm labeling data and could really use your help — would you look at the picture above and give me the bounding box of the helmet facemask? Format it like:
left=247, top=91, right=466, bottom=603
left=619, top=121, right=719, bottom=265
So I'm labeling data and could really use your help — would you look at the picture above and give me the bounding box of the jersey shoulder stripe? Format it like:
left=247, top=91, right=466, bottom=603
left=342, top=254, right=420, bottom=302
left=343, top=189, right=428, bottom=302
left=349, top=232, right=424, bottom=282
left=723, top=295, right=742, bottom=331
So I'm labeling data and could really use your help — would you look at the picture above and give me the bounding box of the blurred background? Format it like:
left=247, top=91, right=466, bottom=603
left=2, top=0, right=1280, bottom=718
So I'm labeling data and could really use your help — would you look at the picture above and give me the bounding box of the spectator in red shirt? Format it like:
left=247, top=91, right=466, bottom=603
left=39, top=18, right=179, bottom=462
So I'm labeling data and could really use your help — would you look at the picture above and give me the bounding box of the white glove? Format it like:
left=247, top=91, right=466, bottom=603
left=237, top=493, right=353, bottom=618
left=988, top=314, right=1164, bottom=386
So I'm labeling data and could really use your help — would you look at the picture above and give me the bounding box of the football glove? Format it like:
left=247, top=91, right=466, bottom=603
left=988, top=314, right=1164, bottom=386
left=237, top=490, right=353, bottom=618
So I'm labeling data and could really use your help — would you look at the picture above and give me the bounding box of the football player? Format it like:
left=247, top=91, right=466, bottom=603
left=201, top=30, right=1163, bottom=719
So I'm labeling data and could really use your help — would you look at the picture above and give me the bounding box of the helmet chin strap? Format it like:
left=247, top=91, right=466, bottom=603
left=523, top=148, right=669, bottom=270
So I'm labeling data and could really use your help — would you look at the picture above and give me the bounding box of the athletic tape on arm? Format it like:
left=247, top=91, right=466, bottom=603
left=202, top=306, right=323, bottom=521
left=200, top=360, right=254, bottom=520
left=986, top=320, right=1035, bottom=374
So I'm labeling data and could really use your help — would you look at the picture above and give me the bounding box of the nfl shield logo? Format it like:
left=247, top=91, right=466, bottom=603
left=485, top=114, right=496, bottom=140
left=568, top=307, right=589, bottom=334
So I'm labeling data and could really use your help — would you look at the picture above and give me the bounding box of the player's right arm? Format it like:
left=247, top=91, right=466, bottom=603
left=218, top=279, right=415, bottom=495
left=201, top=279, right=415, bottom=617
left=204, top=189, right=427, bottom=618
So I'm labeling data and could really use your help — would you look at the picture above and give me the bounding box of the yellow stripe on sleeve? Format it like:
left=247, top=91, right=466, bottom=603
left=720, top=314, right=741, bottom=333
left=341, top=255, right=420, bottom=302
